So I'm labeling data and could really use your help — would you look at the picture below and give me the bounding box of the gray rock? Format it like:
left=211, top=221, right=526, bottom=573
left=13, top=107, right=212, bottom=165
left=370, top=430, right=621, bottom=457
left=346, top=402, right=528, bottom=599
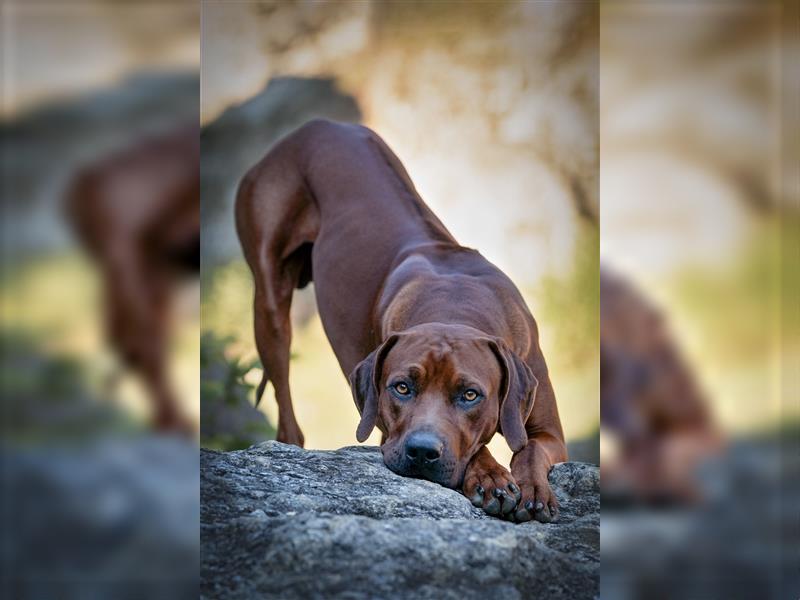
left=601, top=437, right=800, bottom=600
left=2, top=436, right=200, bottom=599
left=201, top=442, right=599, bottom=599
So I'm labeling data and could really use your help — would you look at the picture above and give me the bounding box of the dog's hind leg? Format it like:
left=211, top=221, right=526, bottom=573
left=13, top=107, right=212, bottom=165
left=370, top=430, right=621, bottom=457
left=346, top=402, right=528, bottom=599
left=235, top=154, right=318, bottom=448
left=251, top=259, right=305, bottom=446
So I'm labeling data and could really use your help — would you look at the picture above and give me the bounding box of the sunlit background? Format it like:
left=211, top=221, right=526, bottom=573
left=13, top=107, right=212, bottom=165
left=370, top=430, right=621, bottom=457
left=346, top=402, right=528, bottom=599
left=2, top=0, right=200, bottom=434
left=1, top=1, right=199, bottom=597
left=601, top=1, right=794, bottom=434
left=201, top=0, right=600, bottom=467
left=600, top=2, right=798, bottom=598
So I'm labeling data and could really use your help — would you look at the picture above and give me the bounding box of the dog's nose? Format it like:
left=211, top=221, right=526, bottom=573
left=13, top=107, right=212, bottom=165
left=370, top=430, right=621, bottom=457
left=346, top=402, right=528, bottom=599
left=405, top=431, right=443, bottom=465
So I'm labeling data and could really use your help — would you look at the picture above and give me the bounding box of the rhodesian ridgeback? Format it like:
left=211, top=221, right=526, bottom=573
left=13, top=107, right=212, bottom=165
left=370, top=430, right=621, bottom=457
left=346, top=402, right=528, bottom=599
left=67, top=124, right=199, bottom=433
left=600, top=267, right=721, bottom=504
left=236, top=119, right=567, bottom=522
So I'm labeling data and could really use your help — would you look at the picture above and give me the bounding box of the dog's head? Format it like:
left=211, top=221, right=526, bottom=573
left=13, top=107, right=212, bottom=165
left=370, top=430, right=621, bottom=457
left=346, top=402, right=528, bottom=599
left=348, top=323, right=537, bottom=488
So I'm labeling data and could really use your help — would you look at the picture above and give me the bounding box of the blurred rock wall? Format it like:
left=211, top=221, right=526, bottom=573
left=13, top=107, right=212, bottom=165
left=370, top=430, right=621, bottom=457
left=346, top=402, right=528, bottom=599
left=200, top=77, right=361, bottom=266
left=201, top=1, right=599, bottom=286
left=600, top=2, right=786, bottom=278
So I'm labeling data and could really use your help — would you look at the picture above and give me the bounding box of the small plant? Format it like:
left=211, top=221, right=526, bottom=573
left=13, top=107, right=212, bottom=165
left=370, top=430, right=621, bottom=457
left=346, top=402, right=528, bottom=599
left=200, top=331, right=275, bottom=451
left=0, top=327, right=139, bottom=442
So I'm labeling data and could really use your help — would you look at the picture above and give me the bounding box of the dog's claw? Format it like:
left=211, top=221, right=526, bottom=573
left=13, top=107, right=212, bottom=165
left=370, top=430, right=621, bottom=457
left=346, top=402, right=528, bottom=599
left=534, top=501, right=552, bottom=523
left=548, top=504, right=559, bottom=522
left=514, top=507, right=532, bottom=522
left=508, top=483, right=521, bottom=502
left=517, top=500, right=537, bottom=522
left=497, top=490, right=516, bottom=514
left=484, top=497, right=501, bottom=516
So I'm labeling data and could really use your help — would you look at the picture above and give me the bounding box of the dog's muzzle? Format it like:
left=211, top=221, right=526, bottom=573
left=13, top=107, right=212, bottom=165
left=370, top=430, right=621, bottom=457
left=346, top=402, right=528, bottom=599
left=385, top=430, right=457, bottom=486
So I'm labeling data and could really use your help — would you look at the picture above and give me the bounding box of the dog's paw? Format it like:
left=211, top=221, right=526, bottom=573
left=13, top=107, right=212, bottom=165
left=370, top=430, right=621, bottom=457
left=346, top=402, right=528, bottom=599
left=512, top=479, right=559, bottom=523
left=153, top=409, right=196, bottom=437
left=462, top=460, right=521, bottom=519
left=276, top=424, right=305, bottom=448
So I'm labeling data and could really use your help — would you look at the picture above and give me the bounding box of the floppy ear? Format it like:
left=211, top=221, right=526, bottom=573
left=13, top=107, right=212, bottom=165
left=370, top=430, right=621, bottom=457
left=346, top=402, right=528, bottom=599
left=348, top=334, right=400, bottom=442
left=488, top=339, right=538, bottom=453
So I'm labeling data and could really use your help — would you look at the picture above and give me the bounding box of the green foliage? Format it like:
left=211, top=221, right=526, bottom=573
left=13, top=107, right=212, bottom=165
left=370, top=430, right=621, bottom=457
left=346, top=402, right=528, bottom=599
left=200, top=331, right=260, bottom=406
left=668, top=217, right=796, bottom=363
left=535, top=223, right=600, bottom=370
left=201, top=260, right=255, bottom=349
left=780, top=213, right=800, bottom=343
left=0, top=327, right=140, bottom=442
left=1, top=329, right=85, bottom=400
left=200, top=331, right=276, bottom=451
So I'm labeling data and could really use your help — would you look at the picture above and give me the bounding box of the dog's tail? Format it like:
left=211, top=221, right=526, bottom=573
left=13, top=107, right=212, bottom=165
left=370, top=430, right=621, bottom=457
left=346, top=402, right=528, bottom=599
left=256, top=373, right=269, bottom=407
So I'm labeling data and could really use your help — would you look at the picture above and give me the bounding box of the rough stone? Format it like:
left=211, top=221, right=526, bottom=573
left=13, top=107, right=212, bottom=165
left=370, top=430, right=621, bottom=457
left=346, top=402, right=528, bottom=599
left=3, top=436, right=199, bottom=599
left=201, top=442, right=599, bottom=599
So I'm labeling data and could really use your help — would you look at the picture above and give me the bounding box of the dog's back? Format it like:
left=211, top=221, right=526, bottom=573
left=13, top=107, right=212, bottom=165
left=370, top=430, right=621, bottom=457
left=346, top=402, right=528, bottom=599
left=235, top=119, right=458, bottom=371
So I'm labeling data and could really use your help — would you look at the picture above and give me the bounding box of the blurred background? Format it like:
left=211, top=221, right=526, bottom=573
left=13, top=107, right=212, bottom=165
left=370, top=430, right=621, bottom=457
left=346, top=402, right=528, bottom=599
left=599, top=1, right=799, bottom=598
left=200, top=0, right=600, bottom=467
left=1, top=1, right=199, bottom=597
left=3, top=0, right=798, bottom=598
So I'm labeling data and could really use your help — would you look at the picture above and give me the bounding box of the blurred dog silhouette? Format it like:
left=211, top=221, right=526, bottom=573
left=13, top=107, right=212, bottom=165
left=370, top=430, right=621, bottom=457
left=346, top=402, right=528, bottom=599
left=66, top=124, right=199, bottom=433
left=601, top=267, right=722, bottom=504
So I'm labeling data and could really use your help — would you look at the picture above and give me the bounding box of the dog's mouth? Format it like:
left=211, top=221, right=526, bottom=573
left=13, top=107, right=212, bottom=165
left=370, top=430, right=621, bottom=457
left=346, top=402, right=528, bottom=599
left=381, top=443, right=462, bottom=488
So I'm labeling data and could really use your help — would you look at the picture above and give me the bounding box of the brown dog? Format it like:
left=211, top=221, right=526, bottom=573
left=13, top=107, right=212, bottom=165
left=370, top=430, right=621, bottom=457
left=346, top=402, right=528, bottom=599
left=235, top=119, right=567, bottom=522
left=67, top=124, right=199, bottom=433
left=600, top=267, right=721, bottom=503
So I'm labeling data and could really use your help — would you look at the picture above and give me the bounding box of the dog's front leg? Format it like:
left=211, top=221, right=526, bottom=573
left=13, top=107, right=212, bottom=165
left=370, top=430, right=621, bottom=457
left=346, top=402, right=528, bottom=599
left=510, top=432, right=567, bottom=523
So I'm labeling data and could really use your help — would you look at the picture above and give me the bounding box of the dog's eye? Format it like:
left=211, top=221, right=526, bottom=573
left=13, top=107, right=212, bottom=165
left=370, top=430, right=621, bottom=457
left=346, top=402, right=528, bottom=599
left=392, top=382, right=411, bottom=396
left=461, top=389, right=481, bottom=404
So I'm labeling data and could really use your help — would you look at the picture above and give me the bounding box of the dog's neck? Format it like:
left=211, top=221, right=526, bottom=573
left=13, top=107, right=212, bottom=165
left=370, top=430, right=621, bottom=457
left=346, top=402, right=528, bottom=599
left=376, top=245, right=519, bottom=345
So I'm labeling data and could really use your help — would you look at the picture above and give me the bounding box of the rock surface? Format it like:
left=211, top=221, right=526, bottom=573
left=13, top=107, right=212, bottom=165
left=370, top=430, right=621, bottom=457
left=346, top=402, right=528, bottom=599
left=602, top=437, right=800, bottom=599
left=201, top=442, right=599, bottom=599
left=3, top=436, right=199, bottom=599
